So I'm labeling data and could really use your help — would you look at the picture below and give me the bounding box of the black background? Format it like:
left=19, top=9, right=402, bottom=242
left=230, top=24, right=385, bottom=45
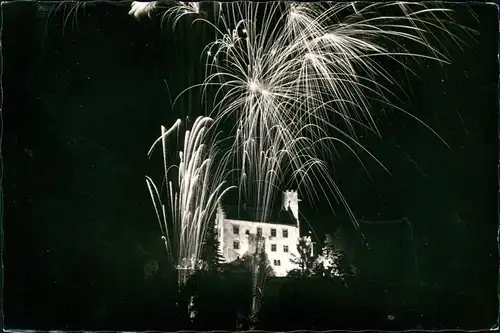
left=2, top=1, right=499, bottom=330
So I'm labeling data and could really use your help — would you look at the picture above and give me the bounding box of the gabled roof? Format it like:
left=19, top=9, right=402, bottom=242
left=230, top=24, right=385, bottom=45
left=220, top=203, right=297, bottom=226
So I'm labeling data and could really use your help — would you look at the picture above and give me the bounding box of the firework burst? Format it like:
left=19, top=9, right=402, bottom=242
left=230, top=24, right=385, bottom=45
left=129, top=1, right=205, bottom=28
left=145, top=116, right=235, bottom=286
left=129, top=1, right=158, bottom=20
left=162, top=1, right=470, bottom=230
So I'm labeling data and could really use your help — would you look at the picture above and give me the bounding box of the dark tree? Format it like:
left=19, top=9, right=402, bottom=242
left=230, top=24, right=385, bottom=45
left=288, top=236, right=316, bottom=277
left=201, top=219, right=224, bottom=274
left=313, top=234, right=358, bottom=284
left=240, top=234, right=274, bottom=330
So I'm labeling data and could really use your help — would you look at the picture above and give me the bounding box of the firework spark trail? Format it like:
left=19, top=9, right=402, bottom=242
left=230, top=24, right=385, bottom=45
left=160, top=1, right=202, bottom=30
left=145, top=116, right=235, bottom=286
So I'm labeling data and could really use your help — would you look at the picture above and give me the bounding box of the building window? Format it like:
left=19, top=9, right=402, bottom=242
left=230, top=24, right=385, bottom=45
left=282, top=229, right=288, bottom=238
left=233, top=225, right=239, bottom=235
left=257, top=227, right=262, bottom=236
left=273, top=259, right=281, bottom=266
left=271, top=244, right=277, bottom=252
left=270, top=228, right=276, bottom=237
left=283, top=245, right=289, bottom=253
left=233, top=240, right=240, bottom=249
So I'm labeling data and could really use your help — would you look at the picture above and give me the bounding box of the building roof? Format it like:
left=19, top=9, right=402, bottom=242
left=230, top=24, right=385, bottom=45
left=220, top=203, right=297, bottom=226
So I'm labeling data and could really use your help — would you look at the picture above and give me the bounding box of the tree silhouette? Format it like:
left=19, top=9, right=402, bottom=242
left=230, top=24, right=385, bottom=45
left=288, top=236, right=316, bottom=277
left=201, top=218, right=224, bottom=274
left=313, top=234, right=357, bottom=283
left=242, top=233, right=274, bottom=329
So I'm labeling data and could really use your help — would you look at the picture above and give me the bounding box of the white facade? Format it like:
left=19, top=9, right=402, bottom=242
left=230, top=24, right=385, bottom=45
left=215, top=191, right=301, bottom=277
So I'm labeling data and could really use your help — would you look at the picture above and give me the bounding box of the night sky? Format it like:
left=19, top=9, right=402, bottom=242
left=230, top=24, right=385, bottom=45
left=2, top=1, right=498, bottom=330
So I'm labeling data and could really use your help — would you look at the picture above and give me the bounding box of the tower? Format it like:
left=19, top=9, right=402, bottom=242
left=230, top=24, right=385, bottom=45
left=282, top=190, right=300, bottom=228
